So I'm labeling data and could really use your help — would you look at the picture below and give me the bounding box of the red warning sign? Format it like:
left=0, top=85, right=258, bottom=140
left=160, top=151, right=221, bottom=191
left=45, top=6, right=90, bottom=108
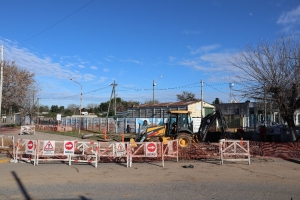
left=43, top=141, right=55, bottom=155
left=27, top=140, right=33, bottom=149
left=115, top=142, right=126, bottom=157
left=25, top=140, right=35, bottom=155
left=64, top=141, right=74, bottom=155
left=65, top=142, right=73, bottom=150
left=146, top=142, right=157, bottom=157
left=147, top=142, right=156, bottom=152
left=44, top=141, right=54, bottom=150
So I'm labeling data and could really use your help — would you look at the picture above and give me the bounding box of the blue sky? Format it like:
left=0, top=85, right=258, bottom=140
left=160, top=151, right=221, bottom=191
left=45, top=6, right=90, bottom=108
left=1, top=0, right=300, bottom=108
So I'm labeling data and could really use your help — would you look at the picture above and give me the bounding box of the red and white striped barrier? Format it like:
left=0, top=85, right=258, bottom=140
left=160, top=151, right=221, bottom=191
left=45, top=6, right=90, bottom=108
left=128, top=141, right=163, bottom=168
left=0, top=135, right=15, bottom=160
left=219, top=139, right=250, bottom=165
left=15, top=139, right=37, bottom=165
left=162, top=139, right=179, bottom=167
left=71, top=141, right=99, bottom=168
left=20, top=125, right=35, bottom=135
left=35, top=140, right=74, bottom=166
left=12, top=138, right=179, bottom=168
left=98, top=142, right=130, bottom=167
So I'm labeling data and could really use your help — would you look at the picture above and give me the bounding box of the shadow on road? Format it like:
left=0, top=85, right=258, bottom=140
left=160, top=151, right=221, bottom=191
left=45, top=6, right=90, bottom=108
left=11, top=171, right=92, bottom=200
left=284, top=158, right=300, bottom=164
left=11, top=171, right=32, bottom=200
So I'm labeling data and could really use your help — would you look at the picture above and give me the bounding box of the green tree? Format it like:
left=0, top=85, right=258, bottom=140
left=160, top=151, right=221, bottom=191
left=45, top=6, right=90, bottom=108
left=176, top=91, right=199, bottom=102
left=213, top=98, right=221, bottom=104
left=144, top=99, right=159, bottom=104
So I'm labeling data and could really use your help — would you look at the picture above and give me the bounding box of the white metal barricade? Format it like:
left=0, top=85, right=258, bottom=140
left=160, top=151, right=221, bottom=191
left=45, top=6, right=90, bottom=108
left=0, top=135, right=15, bottom=160
left=71, top=141, right=99, bottom=168
left=15, top=139, right=37, bottom=165
left=36, top=140, right=72, bottom=166
left=162, top=140, right=179, bottom=167
left=98, top=142, right=130, bottom=167
left=20, top=125, right=35, bottom=135
left=128, top=142, right=162, bottom=168
left=219, top=139, right=250, bottom=165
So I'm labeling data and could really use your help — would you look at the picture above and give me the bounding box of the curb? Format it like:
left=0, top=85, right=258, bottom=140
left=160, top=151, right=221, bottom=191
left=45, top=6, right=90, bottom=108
left=0, top=158, right=11, bottom=164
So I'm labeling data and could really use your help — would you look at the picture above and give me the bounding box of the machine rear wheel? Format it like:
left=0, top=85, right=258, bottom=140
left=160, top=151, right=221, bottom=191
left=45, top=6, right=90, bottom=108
left=177, top=133, right=192, bottom=148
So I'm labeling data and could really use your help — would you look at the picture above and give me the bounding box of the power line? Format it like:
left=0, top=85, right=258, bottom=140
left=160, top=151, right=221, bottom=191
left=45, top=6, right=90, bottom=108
left=40, top=85, right=110, bottom=100
left=21, top=0, right=95, bottom=43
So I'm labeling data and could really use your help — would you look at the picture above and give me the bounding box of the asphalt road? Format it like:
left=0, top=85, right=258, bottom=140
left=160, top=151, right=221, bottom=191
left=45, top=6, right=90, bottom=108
left=0, top=157, right=300, bottom=200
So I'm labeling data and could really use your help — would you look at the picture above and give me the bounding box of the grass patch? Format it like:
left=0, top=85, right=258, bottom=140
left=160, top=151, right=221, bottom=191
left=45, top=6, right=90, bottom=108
left=36, top=128, right=136, bottom=142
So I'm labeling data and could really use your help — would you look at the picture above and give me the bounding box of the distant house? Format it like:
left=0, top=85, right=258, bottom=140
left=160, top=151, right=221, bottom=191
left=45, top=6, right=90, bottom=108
left=126, top=100, right=214, bottom=118
left=214, top=101, right=282, bottom=129
left=126, top=101, right=215, bottom=133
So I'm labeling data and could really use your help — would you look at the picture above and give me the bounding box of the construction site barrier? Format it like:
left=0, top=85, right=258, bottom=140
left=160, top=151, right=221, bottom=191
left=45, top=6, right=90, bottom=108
left=15, top=139, right=37, bottom=165
left=12, top=138, right=179, bottom=168
left=162, top=139, right=179, bottom=167
left=98, top=142, right=130, bottom=167
left=128, top=141, right=163, bottom=168
left=20, top=125, right=35, bottom=135
left=35, top=140, right=73, bottom=166
left=219, top=139, right=250, bottom=165
left=0, top=135, right=15, bottom=160
left=71, top=141, right=98, bottom=168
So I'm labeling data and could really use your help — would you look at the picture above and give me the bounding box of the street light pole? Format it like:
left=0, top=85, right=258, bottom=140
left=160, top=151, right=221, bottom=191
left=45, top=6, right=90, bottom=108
left=152, top=76, right=162, bottom=104
left=70, top=79, right=82, bottom=135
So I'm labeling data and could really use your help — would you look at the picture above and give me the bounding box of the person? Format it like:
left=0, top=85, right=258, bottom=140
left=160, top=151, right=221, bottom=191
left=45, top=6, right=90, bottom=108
left=126, top=125, right=131, bottom=133
left=140, top=120, right=149, bottom=134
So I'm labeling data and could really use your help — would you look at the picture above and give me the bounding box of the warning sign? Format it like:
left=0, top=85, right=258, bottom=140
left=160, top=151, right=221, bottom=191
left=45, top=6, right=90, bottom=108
left=25, top=140, right=35, bottom=154
left=64, top=141, right=74, bottom=155
left=43, top=140, right=55, bottom=155
left=146, top=142, right=157, bottom=157
left=115, top=142, right=126, bottom=157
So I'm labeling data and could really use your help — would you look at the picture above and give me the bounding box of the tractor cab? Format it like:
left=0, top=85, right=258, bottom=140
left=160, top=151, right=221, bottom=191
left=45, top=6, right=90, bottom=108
left=165, top=110, right=194, bottom=136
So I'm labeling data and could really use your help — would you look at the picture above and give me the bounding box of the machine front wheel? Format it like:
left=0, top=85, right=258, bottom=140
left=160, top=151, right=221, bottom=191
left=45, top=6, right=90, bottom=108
left=177, top=133, right=192, bottom=148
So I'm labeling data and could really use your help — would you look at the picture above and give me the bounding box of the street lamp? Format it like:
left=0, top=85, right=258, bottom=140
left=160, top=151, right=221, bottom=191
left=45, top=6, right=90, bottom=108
left=152, top=76, right=162, bottom=104
left=70, top=79, right=82, bottom=135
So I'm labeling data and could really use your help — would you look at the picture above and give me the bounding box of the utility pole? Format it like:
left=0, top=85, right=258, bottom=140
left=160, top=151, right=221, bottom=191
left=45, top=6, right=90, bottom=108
left=37, top=98, right=40, bottom=125
left=0, top=45, right=3, bottom=122
left=70, top=79, right=82, bottom=135
left=264, top=82, right=266, bottom=126
left=106, top=81, right=118, bottom=132
left=201, top=79, right=204, bottom=118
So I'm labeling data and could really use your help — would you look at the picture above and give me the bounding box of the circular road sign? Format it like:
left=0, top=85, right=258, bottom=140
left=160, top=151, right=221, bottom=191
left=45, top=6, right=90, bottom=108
left=147, top=142, right=156, bottom=153
left=27, top=140, right=33, bottom=149
left=65, top=141, right=73, bottom=150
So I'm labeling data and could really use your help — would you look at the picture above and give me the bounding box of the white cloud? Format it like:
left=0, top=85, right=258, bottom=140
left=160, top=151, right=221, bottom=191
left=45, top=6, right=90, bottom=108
left=91, top=65, right=98, bottom=70
left=189, top=44, right=221, bottom=55
left=177, top=50, right=239, bottom=75
left=169, top=56, right=176, bottom=62
left=277, top=6, right=300, bottom=24
left=121, top=59, right=143, bottom=65
left=83, top=74, right=96, bottom=81
left=103, top=68, right=109, bottom=72
left=78, top=64, right=85, bottom=68
left=103, top=55, right=114, bottom=62
left=98, top=77, right=108, bottom=82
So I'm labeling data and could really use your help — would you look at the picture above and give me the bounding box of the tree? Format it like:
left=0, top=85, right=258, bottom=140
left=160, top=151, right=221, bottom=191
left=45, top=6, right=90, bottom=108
left=176, top=91, right=199, bottom=102
left=213, top=98, right=221, bottom=104
left=144, top=99, right=159, bottom=104
left=2, top=61, right=35, bottom=111
left=230, top=34, right=300, bottom=141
